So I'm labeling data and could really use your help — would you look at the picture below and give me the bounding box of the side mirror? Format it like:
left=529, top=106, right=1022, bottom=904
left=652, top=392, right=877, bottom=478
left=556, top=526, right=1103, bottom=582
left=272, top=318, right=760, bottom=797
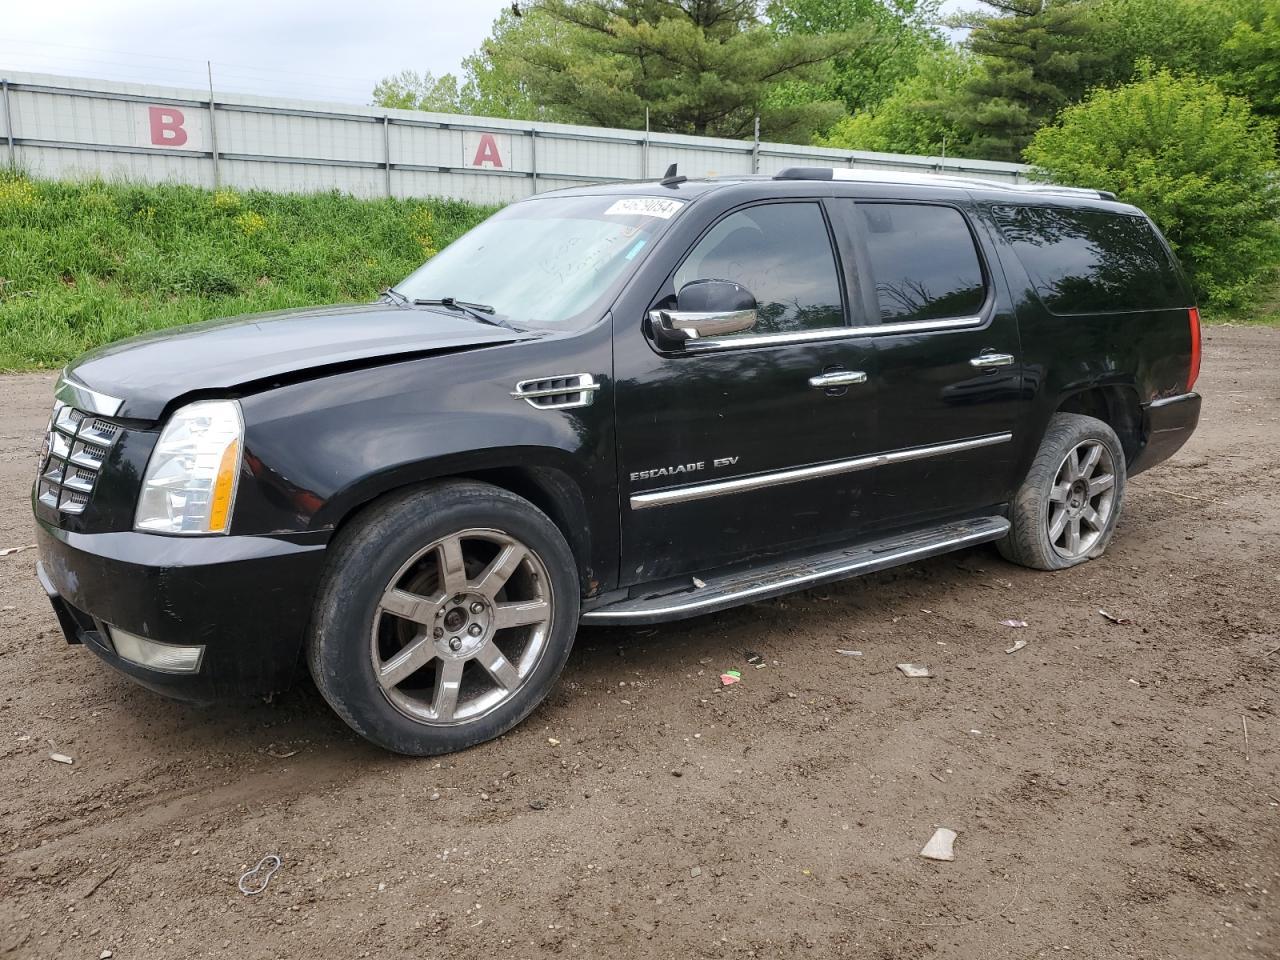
left=650, top=280, right=758, bottom=346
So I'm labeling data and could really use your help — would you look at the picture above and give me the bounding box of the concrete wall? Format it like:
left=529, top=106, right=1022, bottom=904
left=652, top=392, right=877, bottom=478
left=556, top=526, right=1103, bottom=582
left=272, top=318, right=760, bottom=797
left=0, top=71, right=1030, bottom=202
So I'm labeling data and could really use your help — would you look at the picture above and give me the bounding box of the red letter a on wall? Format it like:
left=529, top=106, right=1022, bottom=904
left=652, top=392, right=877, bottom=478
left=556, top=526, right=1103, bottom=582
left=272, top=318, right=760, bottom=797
left=472, top=133, right=503, bottom=168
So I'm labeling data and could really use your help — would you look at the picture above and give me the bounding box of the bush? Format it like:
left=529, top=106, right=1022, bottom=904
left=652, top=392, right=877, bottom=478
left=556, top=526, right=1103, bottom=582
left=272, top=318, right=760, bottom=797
left=1024, top=68, right=1280, bottom=307
left=0, top=174, right=494, bottom=369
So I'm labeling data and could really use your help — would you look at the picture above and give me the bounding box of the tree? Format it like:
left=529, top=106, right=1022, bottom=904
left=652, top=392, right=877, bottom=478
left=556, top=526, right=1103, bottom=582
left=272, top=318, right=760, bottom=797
left=818, top=45, right=977, bottom=155
left=372, top=71, right=472, bottom=113
left=764, top=0, right=945, bottom=117
left=474, top=1, right=870, bottom=141
left=1088, top=0, right=1239, bottom=86
left=1220, top=0, right=1280, bottom=124
left=1024, top=68, right=1280, bottom=307
left=950, top=0, right=1113, bottom=161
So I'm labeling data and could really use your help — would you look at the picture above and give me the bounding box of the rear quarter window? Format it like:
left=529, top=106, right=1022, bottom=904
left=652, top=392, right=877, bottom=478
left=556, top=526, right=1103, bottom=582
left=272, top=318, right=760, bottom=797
left=992, top=205, right=1187, bottom=314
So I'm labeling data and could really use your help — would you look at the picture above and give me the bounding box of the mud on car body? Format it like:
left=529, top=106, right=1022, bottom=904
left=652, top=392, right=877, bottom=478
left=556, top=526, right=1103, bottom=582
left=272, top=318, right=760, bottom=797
left=33, top=168, right=1202, bottom=755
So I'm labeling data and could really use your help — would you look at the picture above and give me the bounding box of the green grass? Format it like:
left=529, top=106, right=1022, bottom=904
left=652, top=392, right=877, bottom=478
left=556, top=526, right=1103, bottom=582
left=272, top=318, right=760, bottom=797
left=1202, top=273, right=1280, bottom=326
left=0, top=171, right=493, bottom=370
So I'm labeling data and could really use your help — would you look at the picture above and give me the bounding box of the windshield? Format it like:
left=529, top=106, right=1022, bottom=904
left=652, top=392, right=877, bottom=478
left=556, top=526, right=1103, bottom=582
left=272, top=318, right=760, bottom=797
left=395, top=194, right=686, bottom=330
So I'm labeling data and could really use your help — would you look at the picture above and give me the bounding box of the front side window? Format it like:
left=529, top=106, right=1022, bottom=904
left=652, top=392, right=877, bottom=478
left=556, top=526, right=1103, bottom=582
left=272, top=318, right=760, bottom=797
left=397, top=194, right=685, bottom=331
left=856, top=202, right=987, bottom=324
left=673, top=202, right=844, bottom=337
left=992, top=205, right=1187, bottom=314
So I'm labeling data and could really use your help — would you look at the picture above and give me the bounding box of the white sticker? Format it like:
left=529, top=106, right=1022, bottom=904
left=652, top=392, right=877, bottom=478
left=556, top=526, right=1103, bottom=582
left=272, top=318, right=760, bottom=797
left=604, top=198, right=685, bottom=220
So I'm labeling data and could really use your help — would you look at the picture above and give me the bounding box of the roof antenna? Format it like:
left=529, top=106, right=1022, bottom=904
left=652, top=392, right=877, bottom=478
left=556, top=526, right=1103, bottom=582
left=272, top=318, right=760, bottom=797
left=660, top=163, right=687, bottom=188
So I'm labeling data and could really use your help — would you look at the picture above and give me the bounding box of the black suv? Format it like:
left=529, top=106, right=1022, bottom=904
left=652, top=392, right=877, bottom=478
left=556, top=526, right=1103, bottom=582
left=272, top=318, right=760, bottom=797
left=32, top=168, right=1202, bottom=755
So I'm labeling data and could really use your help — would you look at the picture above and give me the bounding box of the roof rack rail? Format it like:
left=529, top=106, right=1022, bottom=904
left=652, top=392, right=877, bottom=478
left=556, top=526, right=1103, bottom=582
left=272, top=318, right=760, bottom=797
left=771, top=166, right=1117, bottom=202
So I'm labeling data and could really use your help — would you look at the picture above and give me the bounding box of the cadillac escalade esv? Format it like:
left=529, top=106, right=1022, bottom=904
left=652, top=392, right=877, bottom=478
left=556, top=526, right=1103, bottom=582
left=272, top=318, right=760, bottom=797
left=33, top=167, right=1202, bottom=755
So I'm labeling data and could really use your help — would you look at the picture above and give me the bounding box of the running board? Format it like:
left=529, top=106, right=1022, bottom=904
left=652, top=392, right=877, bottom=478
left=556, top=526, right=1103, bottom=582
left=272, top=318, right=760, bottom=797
left=580, top=516, right=1009, bottom=625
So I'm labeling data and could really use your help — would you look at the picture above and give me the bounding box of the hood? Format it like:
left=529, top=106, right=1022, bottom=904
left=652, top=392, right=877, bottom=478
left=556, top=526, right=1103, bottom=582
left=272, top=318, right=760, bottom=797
left=67, top=303, right=538, bottom=420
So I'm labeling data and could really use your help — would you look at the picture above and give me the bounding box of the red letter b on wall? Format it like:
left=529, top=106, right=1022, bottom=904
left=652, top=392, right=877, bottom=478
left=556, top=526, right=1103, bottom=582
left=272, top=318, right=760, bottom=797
left=149, top=106, right=188, bottom=147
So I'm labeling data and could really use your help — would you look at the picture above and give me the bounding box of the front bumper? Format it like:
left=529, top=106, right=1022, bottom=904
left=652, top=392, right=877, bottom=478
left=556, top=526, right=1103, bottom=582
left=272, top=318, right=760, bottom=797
left=36, top=519, right=328, bottom=701
left=1130, top=392, right=1201, bottom=477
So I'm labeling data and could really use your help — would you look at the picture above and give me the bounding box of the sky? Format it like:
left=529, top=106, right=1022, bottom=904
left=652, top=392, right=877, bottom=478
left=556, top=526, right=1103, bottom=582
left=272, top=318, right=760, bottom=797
left=0, top=0, right=515, bottom=103
left=0, top=0, right=971, bottom=106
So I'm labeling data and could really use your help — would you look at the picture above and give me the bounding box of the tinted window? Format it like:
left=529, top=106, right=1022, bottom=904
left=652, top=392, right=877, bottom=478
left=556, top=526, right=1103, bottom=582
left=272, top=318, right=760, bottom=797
left=857, top=203, right=986, bottom=323
left=992, top=205, right=1186, bottom=314
left=674, top=202, right=843, bottom=336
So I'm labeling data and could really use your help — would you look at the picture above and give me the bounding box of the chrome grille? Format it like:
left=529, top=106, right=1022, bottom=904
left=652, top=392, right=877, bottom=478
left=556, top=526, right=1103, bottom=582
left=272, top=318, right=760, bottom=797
left=38, top=403, right=122, bottom=515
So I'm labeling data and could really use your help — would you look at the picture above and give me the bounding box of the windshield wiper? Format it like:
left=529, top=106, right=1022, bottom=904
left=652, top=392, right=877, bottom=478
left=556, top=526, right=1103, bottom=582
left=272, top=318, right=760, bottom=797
left=380, top=286, right=409, bottom=306
left=412, top=297, right=514, bottom=330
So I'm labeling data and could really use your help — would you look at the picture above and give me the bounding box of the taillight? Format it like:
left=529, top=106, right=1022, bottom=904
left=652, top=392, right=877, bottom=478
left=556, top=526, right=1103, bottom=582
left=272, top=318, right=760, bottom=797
left=1187, top=307, right=1202, bottom=392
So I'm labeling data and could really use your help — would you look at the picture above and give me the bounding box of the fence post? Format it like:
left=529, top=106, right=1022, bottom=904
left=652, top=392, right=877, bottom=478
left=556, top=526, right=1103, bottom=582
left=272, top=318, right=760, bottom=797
left=530, top=126, right=538, bottom=195
left=643, top=107, right=650, bottom=180
left=752, top=115, right=760, bottom=174
left=206, top=62, right=220, bottom=189
left=2, top=79, right=14, bottom=168
left=383, top=114, right=392, bottom=197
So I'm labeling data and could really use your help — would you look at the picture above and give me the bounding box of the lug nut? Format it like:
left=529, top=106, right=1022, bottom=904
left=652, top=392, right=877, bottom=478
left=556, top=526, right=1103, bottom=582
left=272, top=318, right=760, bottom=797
left=449, top=637, right=462, bottom=651
left=433, top=627, right=444, bottom=639
left=468, top=623, right=482, bottom=637
left=470, top=601, right=484, bottom=614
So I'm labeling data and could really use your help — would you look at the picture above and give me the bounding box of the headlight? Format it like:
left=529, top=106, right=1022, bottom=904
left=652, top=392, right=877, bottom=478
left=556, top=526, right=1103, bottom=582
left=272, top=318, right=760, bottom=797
left=135, top=400, right=244, bottom=535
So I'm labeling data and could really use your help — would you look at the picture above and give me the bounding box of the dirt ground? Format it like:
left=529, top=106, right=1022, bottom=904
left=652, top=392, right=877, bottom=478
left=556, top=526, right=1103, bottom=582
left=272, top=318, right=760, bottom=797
left=0, top=326, right=1277, bottom=960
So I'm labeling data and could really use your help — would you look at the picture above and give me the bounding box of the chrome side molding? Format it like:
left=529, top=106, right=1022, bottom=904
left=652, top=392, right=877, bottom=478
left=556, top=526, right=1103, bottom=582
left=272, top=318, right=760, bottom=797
left=630, top=432, right=1013, bottom=510
left=685, top=315, right=985, bottom=352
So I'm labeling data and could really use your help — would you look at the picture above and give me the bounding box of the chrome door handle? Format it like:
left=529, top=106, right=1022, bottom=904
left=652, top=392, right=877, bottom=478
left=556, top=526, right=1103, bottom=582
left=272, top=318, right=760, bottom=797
left=969, top=353, right=1015, bottom=368
left=808, top=371, right=867, bottom=389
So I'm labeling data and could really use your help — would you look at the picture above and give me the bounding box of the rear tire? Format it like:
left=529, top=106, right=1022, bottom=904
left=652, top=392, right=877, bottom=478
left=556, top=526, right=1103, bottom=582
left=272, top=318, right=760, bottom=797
left=999, top=413, right=1127, bottom=571
left=308, top=481, right=579, bottom=756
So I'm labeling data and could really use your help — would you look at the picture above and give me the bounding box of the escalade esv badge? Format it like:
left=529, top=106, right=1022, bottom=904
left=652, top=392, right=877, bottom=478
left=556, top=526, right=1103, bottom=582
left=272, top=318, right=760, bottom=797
left=32, top=167, right=1203, bottom=755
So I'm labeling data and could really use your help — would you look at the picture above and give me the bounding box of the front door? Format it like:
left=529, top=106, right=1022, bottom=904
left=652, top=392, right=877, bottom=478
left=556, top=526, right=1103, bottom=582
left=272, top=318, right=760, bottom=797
left=837, top=198, right=1025, bottom=530
left=614, top=199, right=880, bottom=584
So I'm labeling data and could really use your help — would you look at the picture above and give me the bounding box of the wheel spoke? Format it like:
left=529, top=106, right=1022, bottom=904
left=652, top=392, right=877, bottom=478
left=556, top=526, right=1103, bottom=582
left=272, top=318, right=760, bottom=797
left=432, top=658, right=464, bottom=721
left=437, top=535, right=468, bottom=598
left=1079, top=442, right=1102, bottom=479
left=1048, top=506, right=1069, bottom=541
left=476, top=640, right=520, bottom=689
left=1049, top=482, right=1071, bottom=503
left=379, top=587, right=439, bottom=625
left=1089, top=473, right=1115, bottom=496
left=474, top=543, right=527, bottom=601
left=494, top=598, right=550, bottom=630
left=1062, top=448, right=1081, bottom=481
left=1081, top=505, right=1102, bottom=531
left=1067, top=516, right=1082, bottom=554
left=378, top=634, right=435, bottom=689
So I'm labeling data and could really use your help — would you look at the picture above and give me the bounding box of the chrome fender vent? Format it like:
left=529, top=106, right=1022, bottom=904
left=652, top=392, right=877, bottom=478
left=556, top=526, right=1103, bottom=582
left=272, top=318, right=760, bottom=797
left=511, top=374, right=601, bottom=410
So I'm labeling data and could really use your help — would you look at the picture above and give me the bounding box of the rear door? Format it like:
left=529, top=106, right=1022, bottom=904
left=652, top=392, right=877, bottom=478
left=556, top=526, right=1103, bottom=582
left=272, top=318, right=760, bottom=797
left=614, top=198, right=881, bottom=583
left=835, top=196, right=1025, bottom=530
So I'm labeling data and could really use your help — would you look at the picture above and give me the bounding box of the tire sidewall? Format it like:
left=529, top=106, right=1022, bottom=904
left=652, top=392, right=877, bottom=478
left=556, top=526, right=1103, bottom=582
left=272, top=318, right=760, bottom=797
left=309, top=484, right=579, bottom=756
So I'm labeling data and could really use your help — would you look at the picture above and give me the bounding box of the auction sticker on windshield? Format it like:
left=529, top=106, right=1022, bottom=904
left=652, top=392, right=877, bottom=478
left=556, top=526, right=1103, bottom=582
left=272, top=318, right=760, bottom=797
left=604, top=198, right=685, bottom=219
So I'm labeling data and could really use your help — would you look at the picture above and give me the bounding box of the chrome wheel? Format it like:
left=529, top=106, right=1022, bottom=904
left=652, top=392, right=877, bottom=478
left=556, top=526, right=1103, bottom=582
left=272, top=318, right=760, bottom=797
left=1047, top=439, right=1116, bottom=559
left=370, top=528, right=554, bottom=726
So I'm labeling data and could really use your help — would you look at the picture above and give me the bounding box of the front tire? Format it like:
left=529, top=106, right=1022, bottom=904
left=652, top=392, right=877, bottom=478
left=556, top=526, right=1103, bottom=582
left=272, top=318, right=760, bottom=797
left=308, top=481, right=580, bottom=756
left=999, top=413, right=1127, bottom=571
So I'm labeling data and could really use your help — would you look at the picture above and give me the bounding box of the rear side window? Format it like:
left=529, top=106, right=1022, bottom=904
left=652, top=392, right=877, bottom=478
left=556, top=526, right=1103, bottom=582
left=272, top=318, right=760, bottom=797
left=856, top=203, right=987, bottom=324
left=673, top=202, right=844, bottom=337
left=992, top=205, right=1186, bottom=314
